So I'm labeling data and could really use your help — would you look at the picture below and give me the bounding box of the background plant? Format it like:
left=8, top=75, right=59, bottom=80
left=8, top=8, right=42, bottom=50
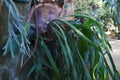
left=74, top=0, right=120, bottom=37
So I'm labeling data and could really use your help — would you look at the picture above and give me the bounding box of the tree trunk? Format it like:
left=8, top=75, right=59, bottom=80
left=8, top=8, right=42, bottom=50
left=118, top=26, right=120, bottom=39
left=0, top=1, right=32, bottom=80
left=116, top=1, right=120, bottom=39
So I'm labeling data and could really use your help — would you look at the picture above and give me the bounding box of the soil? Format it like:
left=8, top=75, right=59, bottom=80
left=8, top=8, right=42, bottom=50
left=106, top=36, right=120, bottom=73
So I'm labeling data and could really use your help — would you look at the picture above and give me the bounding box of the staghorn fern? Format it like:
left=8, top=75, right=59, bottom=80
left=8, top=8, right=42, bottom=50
left=2, top=0, right=120, bottom=80
left=27, top=15, right=120, bottom=80
left=2, top=0, right=31, bottom=67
